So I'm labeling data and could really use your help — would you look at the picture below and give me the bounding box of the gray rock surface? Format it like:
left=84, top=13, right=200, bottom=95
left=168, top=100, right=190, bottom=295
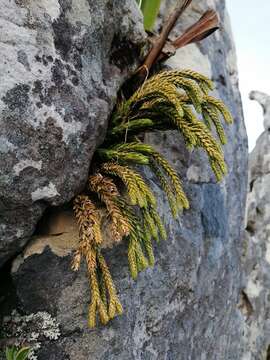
left=250, top=91, right=270, bottom=131
left=0, top=0, right=146, bottom=265
left=2, top=0, right=250, bottom=359
left=241, top=91, right=270, bottom=359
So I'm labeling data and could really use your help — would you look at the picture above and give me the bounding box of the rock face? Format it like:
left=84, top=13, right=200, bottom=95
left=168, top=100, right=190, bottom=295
left=1, top=0, right=250, bottom=359
left=0, top=0, right=146, bottom=265
left=250, top=91, right=270, bottom=130
left=241, top=91, right=270, bottom=359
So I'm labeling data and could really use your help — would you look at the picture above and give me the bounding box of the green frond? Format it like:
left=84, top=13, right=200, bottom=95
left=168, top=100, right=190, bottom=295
left=128, top=231, right=149, bottom=278
left=210, top=159, right=225, bottom=182
left=201, top=108, right=212, bottom=129
left=135, top=240, right=149, bottom=271
left=116, top=198, right=139, bottom=225
left=142, top=208, right=158, bottom=240
left=149, top=206, right=167, bottom=241
left=88, top=270, right=110, bottom=328
left=180, top=78, right=203, bottom=113
left=131, top=83, right=185, bottom=118
left=151, top=151, right=189, bottom=209
left=145, top=102, right=197, bottom=146
left=113, top=142, right=154, bottom=154
left=142, top=230, right=155, bottom=266
left=73, top=68, right=233, bottom=328
left=182, top=104, right=227, bottom=179
left=133, top=172, right=156, bottom=208
left=177, top=69, right=214, bottom=93
left=101, top=162, right=144, bottom=206
left=87, top=251, right=123, bottom=328
left=88, top=301, right=97, bottom=329
left=150, top=159, right=178, bottom=218
left=109, top=118, right=155, bottom=138
left=98, top=148, right=150, bottom=165
left=146, top=71, right=203, bottom=112
left=117, top=199, right=155, bottom=272
left=97, top=253, right=123, bottom=318
left=173, top=113, right=198, bottom=147
left=99, top=275, right=108, bottom=310
left=155, top=69, right=214, bottom=96
left=110, top=100, right=130, bottom=126
left=127, top=240, right=138, bottom=279
left=202, top=104, right=227, bottom=144
left=97, top=297, right=110, bottom=326
left=204, top=95, right=233, bottom=124
left=101, top=162, right=156, bottom=208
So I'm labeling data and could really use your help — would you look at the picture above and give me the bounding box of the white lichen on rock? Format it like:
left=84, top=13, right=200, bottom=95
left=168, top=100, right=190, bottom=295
left=13, top=159, right=42, bottom=176
left=31, top=182, right=60, bottom=202
left=2, top=310, right=60, bottom=359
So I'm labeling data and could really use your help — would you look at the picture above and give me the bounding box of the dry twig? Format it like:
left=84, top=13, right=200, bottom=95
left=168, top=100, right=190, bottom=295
left=137, top=1, right=219, bottom=79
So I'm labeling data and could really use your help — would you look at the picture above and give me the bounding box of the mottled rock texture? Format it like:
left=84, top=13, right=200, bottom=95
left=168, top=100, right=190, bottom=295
left=241, top=91, right=270, bottom=359
left=2, top=0, right=250, bottom=359
left=250, top=91, right=270, bottom=131
left=0, top=0, right=145, bottom=265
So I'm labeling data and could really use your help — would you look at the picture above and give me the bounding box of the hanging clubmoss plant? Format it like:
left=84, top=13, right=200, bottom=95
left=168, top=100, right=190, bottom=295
left=72, top=68, right=233, bottom=328
left=72, top=2, right=232, bottom=327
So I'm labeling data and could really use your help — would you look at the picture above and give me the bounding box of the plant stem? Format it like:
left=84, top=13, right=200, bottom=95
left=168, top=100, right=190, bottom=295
left=158, top=10, right=219, bottom=61
left=141, top=0, right=193, bottom=73
left=172, top=10, right=219, bottom=49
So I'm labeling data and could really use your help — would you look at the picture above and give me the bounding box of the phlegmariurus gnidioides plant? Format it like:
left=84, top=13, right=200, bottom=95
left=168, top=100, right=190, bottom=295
left=72, top=69, right=233, bottom=328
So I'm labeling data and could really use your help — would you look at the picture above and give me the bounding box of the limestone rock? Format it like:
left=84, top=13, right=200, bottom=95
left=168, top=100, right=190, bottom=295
left=11, top=207, right=123, bottom=272
left=241, top=91, right=270, bottom=359
left=0, top=0, right=146, bottom=265
left=250, top=91, right=270, bottom=130
left=8, top=0, right=249, bottom=359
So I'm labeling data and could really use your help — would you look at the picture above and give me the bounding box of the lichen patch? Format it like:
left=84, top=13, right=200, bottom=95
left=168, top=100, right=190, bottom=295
left=31, top=182, right=59, bottom=201
left=14, top=159, right=42, bottom=176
